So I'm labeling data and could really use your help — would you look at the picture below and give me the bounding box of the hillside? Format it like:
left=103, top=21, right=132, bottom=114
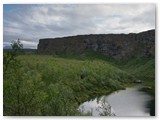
left=4, top=54, right=134, bottom=116
left=4, top=29, right=155, bottom=116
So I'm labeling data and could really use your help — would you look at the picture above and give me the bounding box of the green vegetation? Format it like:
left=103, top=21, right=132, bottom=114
left=3, top=41, right=155, bottom=116
left=118, top=58, right=155, bottom=82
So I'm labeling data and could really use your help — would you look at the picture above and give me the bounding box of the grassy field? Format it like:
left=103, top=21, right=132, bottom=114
left=3, top=52, right=155, bottom=116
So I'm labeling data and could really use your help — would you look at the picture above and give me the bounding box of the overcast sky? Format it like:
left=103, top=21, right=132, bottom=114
left=3, top=4, right=155, bottom=49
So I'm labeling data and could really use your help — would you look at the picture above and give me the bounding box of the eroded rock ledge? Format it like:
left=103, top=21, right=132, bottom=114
left=37, top=29, right=155, bottom=59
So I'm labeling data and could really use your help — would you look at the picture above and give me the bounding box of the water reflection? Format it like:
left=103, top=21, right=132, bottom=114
left=79, top=96, right=115, bottom=116
left=79, top=86, right=152, bottom=116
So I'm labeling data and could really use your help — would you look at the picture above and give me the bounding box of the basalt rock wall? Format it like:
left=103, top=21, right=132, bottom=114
left=37, top=29, right=155, bottom=59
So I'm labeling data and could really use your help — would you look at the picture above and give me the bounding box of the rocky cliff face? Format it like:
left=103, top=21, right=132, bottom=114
left=37, top=29, right=155, bottom=59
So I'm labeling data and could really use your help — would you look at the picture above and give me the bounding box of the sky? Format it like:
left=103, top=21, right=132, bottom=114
left=3, top=4, right=155, bottom=49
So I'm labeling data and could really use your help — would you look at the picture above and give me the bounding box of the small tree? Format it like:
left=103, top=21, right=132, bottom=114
left=3, top=39, right=23, bottom=73
left=4, top=39, right=46, bottom=115
left=11, top=38, right=23, bottom=55
left=97, top=98, right=116, bottom=116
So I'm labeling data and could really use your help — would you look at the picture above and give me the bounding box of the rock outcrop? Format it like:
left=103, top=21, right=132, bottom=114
left=37, top=29, right=155, bottom=59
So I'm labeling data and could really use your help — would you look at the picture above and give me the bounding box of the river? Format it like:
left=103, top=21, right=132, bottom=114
left=79, top=86, right=153, bottom=116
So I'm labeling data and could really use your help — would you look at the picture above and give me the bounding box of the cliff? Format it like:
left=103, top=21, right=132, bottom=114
left=37, top=29, right=155, bottom=59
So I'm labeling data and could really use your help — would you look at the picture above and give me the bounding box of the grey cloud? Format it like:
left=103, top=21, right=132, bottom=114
left=3, top=4, right=155, bottom=48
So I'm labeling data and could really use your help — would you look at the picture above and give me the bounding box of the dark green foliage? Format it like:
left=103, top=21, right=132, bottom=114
left=42, top=83, right=79, bottom=115
left=11, top=39, right=23, bottom=55
left=3, top=40, right=46, bottom=115
left=3, top=39, right=23, bottom=72
left=4, top=68, right=46, bottom=115
left=52, top=51, right=111, bottom=61
left=4, top=47, right=154, bottom=116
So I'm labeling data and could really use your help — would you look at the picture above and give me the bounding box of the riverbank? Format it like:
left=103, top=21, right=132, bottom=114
left=140, top=85, right=155, bottom=116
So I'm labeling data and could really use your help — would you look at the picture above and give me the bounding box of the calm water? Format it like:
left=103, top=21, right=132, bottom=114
left=79, top=86, right=152, bottom=116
